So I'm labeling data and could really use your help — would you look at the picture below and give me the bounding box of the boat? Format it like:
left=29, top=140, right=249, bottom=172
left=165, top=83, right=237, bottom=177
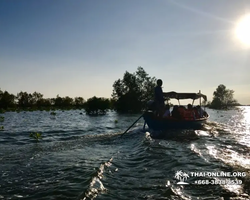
left=143, top=91, right=209, bottom=131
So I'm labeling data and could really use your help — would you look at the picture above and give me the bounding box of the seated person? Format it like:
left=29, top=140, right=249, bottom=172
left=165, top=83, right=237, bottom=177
left=187, top=104, right=193, bottom=110
left=183, top=104, right=195, bottom=120
left=163, top=104, right=170, bottom=118
left=178, top=106, right=186, bottom=119
left=171, top=105, right=181, bottom=119
left=193, top=106, right=200, bottom=119
left=196, top=105, right=208, bottom=117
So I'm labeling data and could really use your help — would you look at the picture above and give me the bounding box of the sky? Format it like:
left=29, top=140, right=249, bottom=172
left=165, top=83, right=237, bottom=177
left=0, top=0, right=250, bottom=104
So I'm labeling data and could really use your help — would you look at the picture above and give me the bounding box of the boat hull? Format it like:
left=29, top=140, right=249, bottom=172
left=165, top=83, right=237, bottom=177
left=143, top=112, right=208, bottom=130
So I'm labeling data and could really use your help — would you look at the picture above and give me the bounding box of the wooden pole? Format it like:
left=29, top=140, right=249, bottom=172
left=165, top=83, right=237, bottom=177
left=121, top=113, right=144, bottom=137
left=199, top=90, right=201, bottom=107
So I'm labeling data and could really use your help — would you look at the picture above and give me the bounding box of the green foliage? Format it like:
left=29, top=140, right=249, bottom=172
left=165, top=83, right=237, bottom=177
left=112, top=66, right=156, bottom=113
left=84, top=96, right=110, bottom=115
left=32, top=92, right=44, bottom=107
left=74, top=97, right=85, bottom=107
left=0, top=116, right=4, bottom=122
left=51, top=95, right=74, bottom=107
left=210, top=84, right=238, bottom=109
left=50, top=111, right=56, bottom=115
left=0, top=89, right=16, bottom=109
left=29, top=132, right=42, bottom=141
left=17, top=91, right=33, bottom=107
left=0, top=126, right=4, bottom=131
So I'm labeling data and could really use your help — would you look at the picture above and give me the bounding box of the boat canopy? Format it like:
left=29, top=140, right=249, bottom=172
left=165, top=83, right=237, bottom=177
left=163, top=91, right=207, bottom=101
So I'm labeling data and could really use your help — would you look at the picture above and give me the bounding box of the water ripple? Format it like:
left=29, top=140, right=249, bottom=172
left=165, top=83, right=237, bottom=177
left=0, top=108, right=250, bottom=199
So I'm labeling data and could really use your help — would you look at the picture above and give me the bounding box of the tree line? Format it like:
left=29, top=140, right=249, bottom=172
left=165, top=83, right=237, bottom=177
left=0, top=67, right=241, bottom=114
left=0, top=90, right=84, bottom=109
left=0, top=90, right=112, bottom=115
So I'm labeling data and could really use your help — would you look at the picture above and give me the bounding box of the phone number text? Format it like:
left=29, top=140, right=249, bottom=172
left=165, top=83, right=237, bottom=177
left=194, top=179, right=242, bottom=185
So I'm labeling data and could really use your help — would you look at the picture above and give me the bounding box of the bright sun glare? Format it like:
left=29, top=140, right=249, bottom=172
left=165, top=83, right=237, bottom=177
left=235, top=14, right=250, bottom=46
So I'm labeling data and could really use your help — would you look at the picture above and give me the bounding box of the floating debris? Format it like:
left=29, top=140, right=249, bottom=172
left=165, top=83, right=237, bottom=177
left=50, top=112, right=56, bottom=115
left=0, top=116, right=4, bottom=121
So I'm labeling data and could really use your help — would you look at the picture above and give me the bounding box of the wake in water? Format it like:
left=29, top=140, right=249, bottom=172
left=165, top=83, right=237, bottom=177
left=80, top=158, right=112, bottom=200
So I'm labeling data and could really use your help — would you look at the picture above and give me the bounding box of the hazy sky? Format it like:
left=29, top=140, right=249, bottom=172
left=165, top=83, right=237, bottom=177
left=1, top=0, right=250, bottom=104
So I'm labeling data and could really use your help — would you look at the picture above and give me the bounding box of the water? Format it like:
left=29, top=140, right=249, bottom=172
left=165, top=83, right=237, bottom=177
left=0, top=107, right=249, bottom=200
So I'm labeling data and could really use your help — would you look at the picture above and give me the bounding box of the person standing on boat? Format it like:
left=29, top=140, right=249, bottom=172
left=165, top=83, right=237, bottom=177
left=154, top=79, right=165, bottom=116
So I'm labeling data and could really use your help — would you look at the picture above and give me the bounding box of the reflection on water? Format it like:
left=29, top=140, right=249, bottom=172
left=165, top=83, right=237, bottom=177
left=242, top=107, right=250, bottom=124
left=81, top=158, right=111, bottom=200
left=206, top=145, right=250, bottom=169
left=0, top=107, right=250, bottom=199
